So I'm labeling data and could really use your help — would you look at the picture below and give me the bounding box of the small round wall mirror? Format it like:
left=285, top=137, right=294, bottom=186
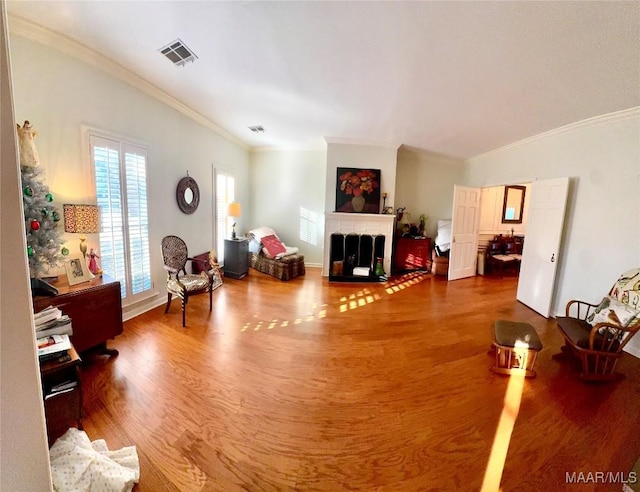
left=176, top=176, right=200, bottom=214
left=184, top=187, right=194, bottom=205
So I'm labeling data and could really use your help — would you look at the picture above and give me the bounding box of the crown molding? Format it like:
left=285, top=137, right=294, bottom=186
left=473, top=107, right=640, bottom=160
left=249, top=143, right=327, bottom=154
left=8, top=14, right=249, bottom=151
left=324, top=137, right=402, bottom=150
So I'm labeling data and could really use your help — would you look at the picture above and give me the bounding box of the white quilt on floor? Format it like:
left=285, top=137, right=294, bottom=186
left=49, top=428, right=139, bottom=492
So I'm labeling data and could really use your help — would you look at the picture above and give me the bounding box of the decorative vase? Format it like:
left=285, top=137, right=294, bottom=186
left=351, top=194, right=365, bottom=212
left=374, top=257, right=385, bottom=276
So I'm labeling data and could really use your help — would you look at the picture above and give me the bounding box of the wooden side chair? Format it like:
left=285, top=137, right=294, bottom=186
left=161, top=235, right=222, bottom=327
left=487, top=238, right=516, bottom=275
left=556, top=268, right=640, bottom=381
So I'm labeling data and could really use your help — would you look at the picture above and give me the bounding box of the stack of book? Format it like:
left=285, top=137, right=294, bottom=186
left=34, top=306, right=72, bottom=338
left=34, top=306, right=73, bottom=362
left=37, top=334, right=72, bottom=362
left=44, top=379, right=78, bottom=400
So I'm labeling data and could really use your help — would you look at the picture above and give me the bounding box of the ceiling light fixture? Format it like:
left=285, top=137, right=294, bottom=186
left=249, top=125, right=265, bottom=134
left=159, top=39, right=198, bottom=66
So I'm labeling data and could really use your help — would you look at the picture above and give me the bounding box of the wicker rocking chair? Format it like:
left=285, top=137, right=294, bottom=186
left=556, top=268, right=640, bottom=381
left=161, top=235, right=223, bottom=327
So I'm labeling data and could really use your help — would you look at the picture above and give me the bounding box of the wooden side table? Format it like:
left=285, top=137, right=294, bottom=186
left=40, top=346, right=83, bottom=445
left=33, top=274, right=123, bottom=355
left=224, top=238, right=249, bottom=279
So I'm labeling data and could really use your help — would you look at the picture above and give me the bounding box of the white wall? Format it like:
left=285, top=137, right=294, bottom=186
left=324, top=140, right=399, bottom=214
left=8, top=33, right=250, bottom=316
left=395, top=146, right=466, bottom=239
left=249, top=149, right=326, bottom=265
left=466, top=109, right=640, bottom=356
left=2, top=20, right=250, bottom=488
left=1, top=2, right=53, bottom=488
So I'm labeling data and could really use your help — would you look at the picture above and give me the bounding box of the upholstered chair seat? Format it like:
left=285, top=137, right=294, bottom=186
left=167, top=275, right=210, bottom=295
left=556, top=267, right=640, bottom=381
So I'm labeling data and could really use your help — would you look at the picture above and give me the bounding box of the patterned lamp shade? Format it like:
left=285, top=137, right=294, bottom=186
left=63, top=204, right=99, bottom=233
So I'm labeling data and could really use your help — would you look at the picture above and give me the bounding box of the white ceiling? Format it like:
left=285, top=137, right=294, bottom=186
left=7, top=1, right=640, bottom=159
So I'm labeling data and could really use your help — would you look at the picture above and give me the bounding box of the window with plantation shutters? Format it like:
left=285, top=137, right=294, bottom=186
left=215, top=170, right=235, bottom=263
left=90, top=134, right=151, bottom=302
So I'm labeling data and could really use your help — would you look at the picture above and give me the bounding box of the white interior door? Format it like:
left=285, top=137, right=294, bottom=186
left=449, top=185, right=481, bottom=281
left=516, top=177, right=570, bottom=317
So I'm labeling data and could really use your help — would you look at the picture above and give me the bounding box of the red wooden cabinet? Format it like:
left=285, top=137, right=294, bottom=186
left=394, top=236, right=432, bottom=272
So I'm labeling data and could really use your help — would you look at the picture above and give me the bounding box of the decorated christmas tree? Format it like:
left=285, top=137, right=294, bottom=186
left=17, top=121, right=66, bottom=295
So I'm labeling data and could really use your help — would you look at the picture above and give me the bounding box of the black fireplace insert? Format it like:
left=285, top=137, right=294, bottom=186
left=329, top=233, right=386, bottom=282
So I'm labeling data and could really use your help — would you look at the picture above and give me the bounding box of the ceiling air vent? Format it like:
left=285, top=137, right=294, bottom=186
left=159, top=39, right=198, bottom=67
left=249, top=125, right=265, bottom=134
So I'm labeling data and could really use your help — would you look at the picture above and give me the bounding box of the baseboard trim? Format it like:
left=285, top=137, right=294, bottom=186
left=624, top=344, right=640, bottom=359
left=123, top=295, right=165, bottom=322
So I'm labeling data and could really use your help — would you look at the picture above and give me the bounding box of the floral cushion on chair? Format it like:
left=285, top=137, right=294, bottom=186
left=587, top=296, right=639, bottom=328
left=610, top=268, right=640, bottom=311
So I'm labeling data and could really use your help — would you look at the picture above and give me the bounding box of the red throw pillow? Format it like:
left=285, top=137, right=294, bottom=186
left=261, top=234, right=286, bottom=257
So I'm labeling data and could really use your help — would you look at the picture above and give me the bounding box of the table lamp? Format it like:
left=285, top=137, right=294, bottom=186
left=63, top=204, right=99, bottom=258
left=227, top=202, right=241, bottom=239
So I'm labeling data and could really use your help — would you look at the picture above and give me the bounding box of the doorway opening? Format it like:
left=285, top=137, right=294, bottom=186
left=477, top=183, right=530, bottom=279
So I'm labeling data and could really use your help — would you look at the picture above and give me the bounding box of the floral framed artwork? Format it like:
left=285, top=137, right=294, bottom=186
left=335, top=168, right=381, bottom=213
left=64, top=252, right=93, bottom=286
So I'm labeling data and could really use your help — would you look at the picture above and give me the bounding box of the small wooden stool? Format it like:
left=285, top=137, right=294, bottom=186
left=492, top=320, right=543, bottom=377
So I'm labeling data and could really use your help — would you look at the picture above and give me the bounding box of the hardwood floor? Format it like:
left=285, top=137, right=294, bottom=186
left=79, top=268, right=640, bottom=491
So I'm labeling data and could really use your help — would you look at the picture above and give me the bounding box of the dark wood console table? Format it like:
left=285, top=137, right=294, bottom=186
left=33, top=274, right=123, bottom=355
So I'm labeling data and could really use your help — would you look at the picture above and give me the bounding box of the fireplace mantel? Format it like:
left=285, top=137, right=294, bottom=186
left=323, top=212, right=395, bottom=277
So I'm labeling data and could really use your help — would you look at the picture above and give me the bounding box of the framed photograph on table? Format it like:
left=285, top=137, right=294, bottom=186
left=64, top=253, right=93, bottom=286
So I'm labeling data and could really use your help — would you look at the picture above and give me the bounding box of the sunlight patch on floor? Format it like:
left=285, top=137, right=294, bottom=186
left=481, top=341, right=528, bottom=492
left=385, top=272, right=428, bottom=295
left=241, top=272, right=427, bottom=331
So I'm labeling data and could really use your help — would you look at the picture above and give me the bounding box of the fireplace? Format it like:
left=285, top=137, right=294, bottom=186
left=329, top=233, right=386, bottom=282
left=323, top=212, right=395, bottom=278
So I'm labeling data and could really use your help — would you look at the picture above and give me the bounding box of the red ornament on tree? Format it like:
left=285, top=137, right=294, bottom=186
left=30, top=219, right=40, bottom=231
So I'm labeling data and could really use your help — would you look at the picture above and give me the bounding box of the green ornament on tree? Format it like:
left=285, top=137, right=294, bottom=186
left=45, top=192, right=54, bottom=202
left=52, top=211, right=60, bottom=222
left=27, top=245, right=34, bottom=257
left=23, top=185, right=33, bottom=197
left=61, top=247, right=69, bottom=256
left=41, top=208, right=51, bottom=218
